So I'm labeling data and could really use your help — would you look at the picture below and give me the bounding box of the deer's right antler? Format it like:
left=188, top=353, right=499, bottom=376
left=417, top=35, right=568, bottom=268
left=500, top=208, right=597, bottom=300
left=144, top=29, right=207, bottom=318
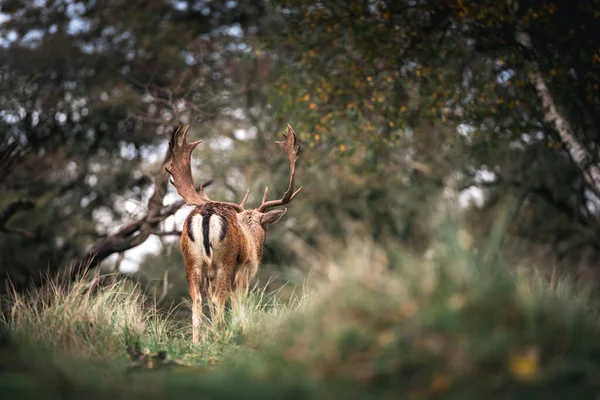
left=165, top=125, right=211, bottom=207
left=166, top=125, right=246, bottom=211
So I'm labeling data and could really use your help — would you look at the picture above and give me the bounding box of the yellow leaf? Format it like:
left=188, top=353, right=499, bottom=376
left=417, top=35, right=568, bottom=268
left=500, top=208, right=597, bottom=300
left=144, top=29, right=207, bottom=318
left=448, top=293, right=466, bottom=310
left=429, top=373, right=452, bottom=394
left=309, top=102, right=317, bottom=110
left=457, top=229, right=473, bottom=249
left=377, top=330, right=395, bottom=346
left=339, top=144, right=346, bottom=152
left=399, top=299, right=418, bottom=319
left=303, top=93, right=311, bottom=101
left=508, top=347, right=541, bottom=382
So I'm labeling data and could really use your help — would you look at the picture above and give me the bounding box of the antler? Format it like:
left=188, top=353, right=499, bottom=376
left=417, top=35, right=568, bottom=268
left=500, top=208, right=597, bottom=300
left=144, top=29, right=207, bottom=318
left=257, top=124, right=303, bottom=213
left=166, top=125, right=246, bottom=211
left=165, top=125, right=212, bottom=206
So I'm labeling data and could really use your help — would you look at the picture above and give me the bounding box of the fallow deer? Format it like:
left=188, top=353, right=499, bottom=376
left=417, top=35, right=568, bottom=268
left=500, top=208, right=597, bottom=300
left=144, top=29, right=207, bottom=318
left=165, top=123, right=302, bottom=343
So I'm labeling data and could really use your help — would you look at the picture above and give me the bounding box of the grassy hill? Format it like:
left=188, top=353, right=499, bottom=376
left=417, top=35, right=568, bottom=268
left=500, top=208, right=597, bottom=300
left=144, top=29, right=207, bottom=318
left=2, top=228, right=600, bottom=399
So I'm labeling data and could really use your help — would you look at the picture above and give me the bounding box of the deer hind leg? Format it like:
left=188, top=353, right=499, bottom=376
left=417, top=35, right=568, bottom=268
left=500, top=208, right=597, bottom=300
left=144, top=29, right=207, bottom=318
left=209, top=248, right=238, bottom=327
left=209, top=266, right=232, bottom=327
left=186, top=265, right=204, bottom=344
left=232, top=265, right=250, bottom=299
left=233, top=260, right=258, bottom=299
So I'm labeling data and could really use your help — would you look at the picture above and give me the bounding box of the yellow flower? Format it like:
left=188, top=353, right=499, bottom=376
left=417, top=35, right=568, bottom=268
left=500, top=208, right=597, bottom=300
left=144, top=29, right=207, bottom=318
left=303, top=93, right=310, bottom=101
left=339, top=144, right=346, bottom=152
left=309, top=102, right=317, bottom=110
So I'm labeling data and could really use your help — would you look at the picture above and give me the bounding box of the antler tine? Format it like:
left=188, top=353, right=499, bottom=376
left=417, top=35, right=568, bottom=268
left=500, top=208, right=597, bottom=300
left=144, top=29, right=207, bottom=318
left=165, top=125, right=211, bottom=207
left=239, top=188, right=250, bottom=208
left=258, top=124, right=303, bottom=213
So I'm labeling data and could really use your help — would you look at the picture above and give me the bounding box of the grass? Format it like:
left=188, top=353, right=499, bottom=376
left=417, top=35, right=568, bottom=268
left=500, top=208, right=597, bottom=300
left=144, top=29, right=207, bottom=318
left=3, top=226, right=600, bottom=399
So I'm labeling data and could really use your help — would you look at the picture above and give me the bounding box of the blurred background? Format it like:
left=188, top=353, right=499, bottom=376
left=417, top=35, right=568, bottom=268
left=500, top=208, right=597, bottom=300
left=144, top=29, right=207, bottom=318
left=1, top=0, right=599, bottom=307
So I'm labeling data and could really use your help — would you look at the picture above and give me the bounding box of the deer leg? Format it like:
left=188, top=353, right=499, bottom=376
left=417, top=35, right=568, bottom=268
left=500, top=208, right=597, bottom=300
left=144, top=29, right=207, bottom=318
left=186, top=266, right=203, bottom=344
left=234, top=260, right=258, bottom=298
left=233, top=265, right=250, bottom=298
left=211, top=266, right=233, bottom=326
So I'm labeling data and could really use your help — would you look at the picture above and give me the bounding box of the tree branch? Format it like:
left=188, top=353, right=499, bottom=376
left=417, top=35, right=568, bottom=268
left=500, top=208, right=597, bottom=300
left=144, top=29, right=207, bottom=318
left=0, top=199, right=36, bottom=238
left=65, top=144, right=213, bottom=280
left=151, top=230, right=182, bottom=237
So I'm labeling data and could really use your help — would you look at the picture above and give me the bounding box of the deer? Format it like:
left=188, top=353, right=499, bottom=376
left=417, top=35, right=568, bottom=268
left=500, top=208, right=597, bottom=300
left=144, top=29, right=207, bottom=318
left=165, top=123, right=302, bottom=343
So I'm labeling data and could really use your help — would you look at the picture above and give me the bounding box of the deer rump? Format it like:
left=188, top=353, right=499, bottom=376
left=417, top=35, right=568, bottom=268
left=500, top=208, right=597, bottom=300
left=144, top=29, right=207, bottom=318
left=181, top=203, right=252, bottom=293
left=186, top=206, right=229, bottom=260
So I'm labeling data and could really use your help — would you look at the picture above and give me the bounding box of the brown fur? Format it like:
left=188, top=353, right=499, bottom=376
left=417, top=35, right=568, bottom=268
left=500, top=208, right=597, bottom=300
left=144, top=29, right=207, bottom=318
left=167, top=123, right=301, bottom=343
left=180, top=202, right=285, bottom=342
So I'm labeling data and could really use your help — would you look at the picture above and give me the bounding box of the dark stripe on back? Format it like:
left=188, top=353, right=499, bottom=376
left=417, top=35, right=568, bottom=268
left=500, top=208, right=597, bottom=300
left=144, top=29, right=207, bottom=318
left=201, top=208, right=213, bottom=256
left=219, top=216, right=228, bottom=241
left=186, top=214, right=196, bottom=242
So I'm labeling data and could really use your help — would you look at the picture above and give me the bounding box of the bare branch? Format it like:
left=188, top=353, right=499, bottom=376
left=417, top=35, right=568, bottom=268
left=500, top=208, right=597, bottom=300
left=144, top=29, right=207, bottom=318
left=67, top=139, right=214, bottom=279
left=151, top=230, right=183, bottom=237
left=0, top=199, right=36, bottom=238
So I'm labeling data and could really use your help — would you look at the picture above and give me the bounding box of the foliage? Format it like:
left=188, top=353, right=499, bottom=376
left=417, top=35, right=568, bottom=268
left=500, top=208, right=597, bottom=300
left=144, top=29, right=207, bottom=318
left=2, top=0, right=600, bottom=291
left=260, top=0, right=600, bottom=261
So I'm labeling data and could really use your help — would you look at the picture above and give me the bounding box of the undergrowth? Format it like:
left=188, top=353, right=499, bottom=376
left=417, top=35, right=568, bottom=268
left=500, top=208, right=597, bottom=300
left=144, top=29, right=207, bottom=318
left=2, top=224, right=600, bottom=399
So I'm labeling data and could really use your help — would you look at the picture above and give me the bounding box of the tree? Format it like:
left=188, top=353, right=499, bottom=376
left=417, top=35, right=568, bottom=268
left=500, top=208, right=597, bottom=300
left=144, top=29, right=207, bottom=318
left=0, top=0, right=266, bottom=290
left=260, top=0, right=600, bottom=259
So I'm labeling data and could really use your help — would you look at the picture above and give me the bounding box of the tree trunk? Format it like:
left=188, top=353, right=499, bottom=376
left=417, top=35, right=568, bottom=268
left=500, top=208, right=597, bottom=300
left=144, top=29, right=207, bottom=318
left=517, top=29, right=600, bottom=196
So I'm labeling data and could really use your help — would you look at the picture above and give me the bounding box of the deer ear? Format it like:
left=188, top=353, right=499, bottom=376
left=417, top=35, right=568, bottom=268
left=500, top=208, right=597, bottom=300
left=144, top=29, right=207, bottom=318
left=260, top=208, right=287, bottom=226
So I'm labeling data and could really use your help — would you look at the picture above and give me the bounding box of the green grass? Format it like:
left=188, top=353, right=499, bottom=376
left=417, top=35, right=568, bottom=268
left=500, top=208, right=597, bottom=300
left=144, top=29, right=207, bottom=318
left=3, top=228, right=600, bottom=399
